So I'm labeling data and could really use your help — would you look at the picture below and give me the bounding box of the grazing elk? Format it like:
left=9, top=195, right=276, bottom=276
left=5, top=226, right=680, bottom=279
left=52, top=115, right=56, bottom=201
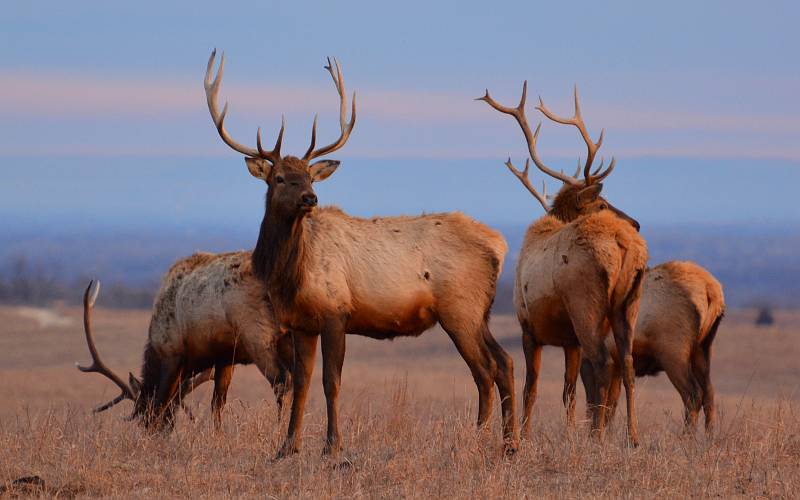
left=479, top=83, right=648, bottom=445
left=77, top=251, right=293, bottom=429
left=204, top=50, right=517, bottom=457
left=581, top=261, right=725, bottom=432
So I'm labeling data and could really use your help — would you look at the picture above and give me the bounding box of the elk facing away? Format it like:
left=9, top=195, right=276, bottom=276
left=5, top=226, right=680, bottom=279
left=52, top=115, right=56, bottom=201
left=581, top=261, right=725, bottom=432
left=77, top=251, right=293, bottom=429
left=479, top=83, right=647, bottom=445
left=204, top=50, right=517, bottom=457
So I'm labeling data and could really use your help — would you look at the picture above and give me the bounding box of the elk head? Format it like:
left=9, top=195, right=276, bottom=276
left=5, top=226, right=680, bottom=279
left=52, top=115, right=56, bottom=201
left=204, top=50, right=355, bottom=221
left=478, top=83, right=639, bottom=231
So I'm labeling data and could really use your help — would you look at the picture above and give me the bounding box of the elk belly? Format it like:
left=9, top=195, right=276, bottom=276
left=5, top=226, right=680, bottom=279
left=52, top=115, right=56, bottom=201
left=347, top=290, right=437, bottom=339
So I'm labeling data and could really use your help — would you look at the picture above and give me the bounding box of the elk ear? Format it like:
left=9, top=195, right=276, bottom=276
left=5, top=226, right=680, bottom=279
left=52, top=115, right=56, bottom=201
left=576, top=183, right=603, bottom=206
left=309, top=160, right=340, bottom=182
left=244, top=158, right=272, bottom=180
left=129, top=373, right=142, bottom=396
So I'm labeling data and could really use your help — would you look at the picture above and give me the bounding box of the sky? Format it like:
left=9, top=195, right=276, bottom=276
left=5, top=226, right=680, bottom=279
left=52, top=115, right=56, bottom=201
left=1, top=0, right=798, bottom=231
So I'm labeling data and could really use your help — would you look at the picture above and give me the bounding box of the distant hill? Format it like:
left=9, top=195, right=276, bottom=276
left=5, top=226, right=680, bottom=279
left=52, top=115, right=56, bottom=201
left=1, top=223, right=797, bottom=310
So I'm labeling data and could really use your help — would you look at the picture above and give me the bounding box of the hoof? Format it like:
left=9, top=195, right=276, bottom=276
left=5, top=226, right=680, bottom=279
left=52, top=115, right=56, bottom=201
left=322, top=443, right=342, bottom=456
left=274, top=443, right=298, bottom=461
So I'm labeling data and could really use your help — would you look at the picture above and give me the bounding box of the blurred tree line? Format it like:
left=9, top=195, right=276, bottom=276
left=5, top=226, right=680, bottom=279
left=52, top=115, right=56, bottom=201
left=0, top=255, right=154, bottom=308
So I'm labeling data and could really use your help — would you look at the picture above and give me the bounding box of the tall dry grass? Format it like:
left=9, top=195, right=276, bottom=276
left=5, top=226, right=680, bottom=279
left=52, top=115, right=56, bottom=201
left=1, top=306, right=798, bottom=497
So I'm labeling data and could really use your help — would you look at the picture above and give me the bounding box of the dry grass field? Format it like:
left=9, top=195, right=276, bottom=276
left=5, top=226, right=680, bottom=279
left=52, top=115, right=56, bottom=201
left=0, top=305, right=798, bottom=498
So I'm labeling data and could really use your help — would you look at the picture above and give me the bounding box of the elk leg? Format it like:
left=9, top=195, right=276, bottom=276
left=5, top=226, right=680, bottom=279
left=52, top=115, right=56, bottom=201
left=605, top=366, right=622, bottom=425
left=563, top=346, right=581, bottom=427
left=212, top=362, right=234, bottom=430
left=273, top=333, right=295, bottom=419
left=321, top=321, right=346, bottom=455
left=611, top=316, right=639, bottom=447
left=441, top=323, right=496, bottom=431
left=692, top=348, right=715, bottom=432
left=521, top=330, right=542, bottom=438
left=579, top=358, right=598, bottom=421
left=276, top=331, right=318, bottom=459
left=482, top=322, right=518, bottom=452
left=661, top=352, right=702, bottom=433
left=152, top=358, right=182, bottom=431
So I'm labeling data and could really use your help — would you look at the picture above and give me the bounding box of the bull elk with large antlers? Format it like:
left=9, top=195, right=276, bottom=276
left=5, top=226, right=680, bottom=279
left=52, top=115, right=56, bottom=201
left=77, top=251, right=293, bottom=428
left=581, top=261, right=725, bottom=433
left=205, top=50, right=517, bottom=457
left=479, top=83, right=647, bottom=445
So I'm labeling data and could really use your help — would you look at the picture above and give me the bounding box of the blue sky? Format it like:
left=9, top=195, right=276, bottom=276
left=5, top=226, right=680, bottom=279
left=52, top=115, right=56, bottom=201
left=1, top=0, right=798, bottom=230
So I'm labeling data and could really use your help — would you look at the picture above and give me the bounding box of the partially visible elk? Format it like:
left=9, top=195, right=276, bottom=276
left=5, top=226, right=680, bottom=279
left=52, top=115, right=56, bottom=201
left=479, top=83, right=647, bottom=445
left=581, top=261, right=725, bottom=432
left=77, top=251, right=293, bottom=429
left=204, top=50, right=517, bottom=457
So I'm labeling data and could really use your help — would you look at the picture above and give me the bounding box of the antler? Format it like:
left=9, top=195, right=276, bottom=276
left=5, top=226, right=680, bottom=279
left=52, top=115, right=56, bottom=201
left=303, top=57, right=357, bottom=161
left=504, top=158, right=550, bottom=211
left=478, top=81, right=582, bottom=188
left=76, top=280, right=137, bottom=413
left=204, top=49, right=284, bottom=164
left=536, top=85, right=615, bottom=184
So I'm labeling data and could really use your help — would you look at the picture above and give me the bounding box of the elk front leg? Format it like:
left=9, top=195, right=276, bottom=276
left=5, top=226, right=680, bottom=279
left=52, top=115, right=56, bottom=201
left=321, top=321, right=346, bottom=455
left=212, top=362, right=234, bottom=430
left=273, top=333, right=295, bottom=419
left=563, top=346, right=581, bottom=427
left=521, top=330, right=542, bottom=438
left=276, top=332, right=318, bottom=459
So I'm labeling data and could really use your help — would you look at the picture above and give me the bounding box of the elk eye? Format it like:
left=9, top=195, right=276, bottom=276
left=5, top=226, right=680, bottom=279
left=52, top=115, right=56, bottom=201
left=275, top=175, right=285, bottom=184
left=599, top=203, right=608, bottom=210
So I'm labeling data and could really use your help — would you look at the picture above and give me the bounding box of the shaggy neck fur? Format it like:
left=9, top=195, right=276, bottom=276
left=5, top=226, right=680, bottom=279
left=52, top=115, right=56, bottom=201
left=548, top=184, right=582, bottom=223
left=134, top=341, right=160, bottom=420
left=252, top=199, right=308, bottom=308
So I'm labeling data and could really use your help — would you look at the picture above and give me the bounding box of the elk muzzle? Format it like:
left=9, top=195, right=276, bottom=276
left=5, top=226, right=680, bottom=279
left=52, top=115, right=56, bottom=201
left=611, top=206, right=640, bottom=232
left=300, top=192, right=318, bottom=210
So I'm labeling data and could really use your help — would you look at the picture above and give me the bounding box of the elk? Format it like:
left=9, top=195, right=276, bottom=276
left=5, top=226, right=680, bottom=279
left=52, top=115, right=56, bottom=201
left=77, top=251, right=293, bottom=429
left=204, top=50, right=517, bottom=457
left=581, top=261, right=725, bottom=432
left=479, top=83, right=648, bottom=445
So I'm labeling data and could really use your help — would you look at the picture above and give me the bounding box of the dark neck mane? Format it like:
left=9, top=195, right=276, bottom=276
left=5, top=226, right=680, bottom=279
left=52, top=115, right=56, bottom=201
left=252, top=204, right=307, bottom=308
left=548, top=185, right=580, bottom=223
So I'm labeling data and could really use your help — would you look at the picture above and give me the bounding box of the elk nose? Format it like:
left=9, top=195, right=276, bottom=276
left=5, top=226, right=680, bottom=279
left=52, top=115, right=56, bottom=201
left=301, top=193, right=318, bottom=207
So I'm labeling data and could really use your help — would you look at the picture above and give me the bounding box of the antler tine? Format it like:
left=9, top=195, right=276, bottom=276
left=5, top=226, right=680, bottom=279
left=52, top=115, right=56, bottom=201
left=478, top=82, right=580, bottom=186
left=303, top=57, right=357, bottom=161
left=572, top=158, right=582, bottom=180
left=205, top=50, right=282, bottom=164
left=592, top=158, right=605, bottom=176
left=76, top=281, right=136, bottom=412
left=303, top=114, right=319, bottom=160
left=257, top=116, right=285, bottom=159
left=505, top=158, right=550, bottom=211
left=536, top=85, right=607, bottom=184
left=593, top=156, right=616, bottom=182
left=94, top=393, right=128, bottom=413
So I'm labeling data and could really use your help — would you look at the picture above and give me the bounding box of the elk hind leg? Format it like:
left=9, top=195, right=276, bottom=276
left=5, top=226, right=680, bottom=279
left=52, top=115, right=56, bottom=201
left=692, top=349, right=715, bottom=432
left=441, top=320, right=496, bottom=431
left=212, top=362, right=234, bottom=430
left=520, top=323, right=542, bottom=438
left=610, top=270, right=645, bottom=447
left=482, top=321, right=518, bottom=452
left=563, top=346, right=581, bottom=427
